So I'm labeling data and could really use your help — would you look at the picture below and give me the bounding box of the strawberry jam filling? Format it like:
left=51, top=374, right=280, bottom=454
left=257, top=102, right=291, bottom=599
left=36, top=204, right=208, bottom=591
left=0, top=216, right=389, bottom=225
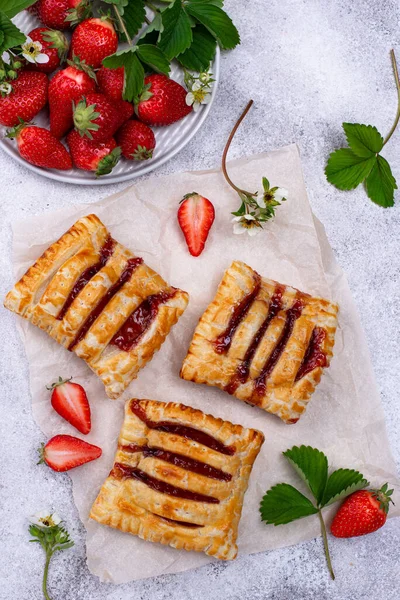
left=295, top=327, right=327, bottom=381
left=213, top=273, right=261, bottom=354
left=68, top=257, right=143, bottom=351
left=130, top=400, right=235, bottom=456
left=111, top=463, right=220, bottom=504
left=120, top=444, right=232, bottom=482
left=156, top=515, right=203, bottom=528
left=111, top=290, right=176, bottom=352
left=225, top=285, right=285, bottom=395
left=254, top=298, right=304, bottom=395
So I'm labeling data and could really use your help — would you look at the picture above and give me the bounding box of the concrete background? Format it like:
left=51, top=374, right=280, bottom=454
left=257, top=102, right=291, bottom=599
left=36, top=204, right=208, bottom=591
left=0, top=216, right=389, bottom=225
left=1, top=0, right=399, bottom=598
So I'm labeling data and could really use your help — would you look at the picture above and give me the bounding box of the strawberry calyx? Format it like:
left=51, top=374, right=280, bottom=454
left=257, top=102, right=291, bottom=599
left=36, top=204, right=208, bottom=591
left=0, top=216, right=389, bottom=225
left=6, top=119, right=29, bottom=139
left=73, top=97, right=100, bottom=139
left=134, top=84, right=153, bottom=113
left=67, top=55, right=97, bottom=81
left=46, top=376, right=73, bottom=391
left=370, top=483, right=395, bottom=514
left=65, top=0, right=92, bottom=26
left=180, top=191, right=199, bottom=203
left=132, top=145, right=153, bottom=161
left=37, top=442, right=46, bottom=465
left=95, top=146, right=121, bottom=177
left=41, top=29, right=69, bottom=62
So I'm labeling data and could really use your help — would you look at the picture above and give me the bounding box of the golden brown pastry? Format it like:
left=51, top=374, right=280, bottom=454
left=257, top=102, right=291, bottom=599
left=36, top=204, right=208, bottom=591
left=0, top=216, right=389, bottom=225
left=90, top=398, right=264, bottom=560
left=180, top=261, right=338, bottom=423
left=4, top=214, right=189, bottom=398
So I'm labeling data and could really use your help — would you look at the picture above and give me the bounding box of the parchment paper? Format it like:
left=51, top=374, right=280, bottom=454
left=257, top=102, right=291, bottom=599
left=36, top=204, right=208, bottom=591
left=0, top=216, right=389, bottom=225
left=11, top=145, right=399, bottom=584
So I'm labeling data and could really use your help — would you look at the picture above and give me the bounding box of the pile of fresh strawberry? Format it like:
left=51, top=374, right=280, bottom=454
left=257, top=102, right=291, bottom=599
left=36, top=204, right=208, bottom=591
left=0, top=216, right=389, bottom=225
left=0, top=1, right=193, bottom=177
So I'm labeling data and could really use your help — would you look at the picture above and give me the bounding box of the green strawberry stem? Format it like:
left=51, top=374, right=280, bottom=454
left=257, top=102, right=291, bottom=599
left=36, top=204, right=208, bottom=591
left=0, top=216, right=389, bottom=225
left=43, top=551, right=52, bottom=600
left=318, top=509, right=335, bottom=581
left=113, top=5, right=132, bottom=46
left=383, top=50, right=400, bottom=147
left=221, top=99, right=254, bottom=197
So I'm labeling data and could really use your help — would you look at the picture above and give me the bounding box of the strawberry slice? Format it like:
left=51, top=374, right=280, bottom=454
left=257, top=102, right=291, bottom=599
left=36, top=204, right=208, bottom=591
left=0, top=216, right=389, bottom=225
left=39, top=434, right=102, bottom=472
left=177, top=192, right=215, bottom=257
left=47, top=376, right=91, bottom=434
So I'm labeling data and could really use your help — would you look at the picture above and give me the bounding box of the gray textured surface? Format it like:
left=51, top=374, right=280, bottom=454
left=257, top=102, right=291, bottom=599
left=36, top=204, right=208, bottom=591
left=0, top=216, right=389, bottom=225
left=1, top=0, right=399, bottom=598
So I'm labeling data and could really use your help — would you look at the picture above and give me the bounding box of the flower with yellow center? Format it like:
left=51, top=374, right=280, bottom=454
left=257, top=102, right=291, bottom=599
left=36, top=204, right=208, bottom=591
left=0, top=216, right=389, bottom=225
left=185, top=81, right=211, bottom=112
left=29, top=511, right=62, bottom=528
left=21, top=36, right=49, bottom=65
left=232, top=214, right=262, bottom=236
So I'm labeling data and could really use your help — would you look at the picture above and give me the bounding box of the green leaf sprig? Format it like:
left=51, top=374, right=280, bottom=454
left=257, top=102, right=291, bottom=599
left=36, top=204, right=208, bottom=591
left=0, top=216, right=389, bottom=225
left=29, top=512, right=74, bottom=600
left=102, top=0, right=239, bottom=102
left=325, top=50, right=400, bottom=207
left=260, top=446, right=369, bottom=580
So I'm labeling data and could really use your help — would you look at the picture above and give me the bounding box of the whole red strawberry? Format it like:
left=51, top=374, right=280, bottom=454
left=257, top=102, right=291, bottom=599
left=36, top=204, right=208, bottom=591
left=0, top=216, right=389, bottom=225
left=331, top=484, right=394, bottom=538
left=27, top=27, right=69, bottom=74
left=39, top=434, right=102, bottom=471
left=0, top=71, right=48, bottom=127
left=136, top=74, right=192, bottom=127
left=48, top=64, right=96, bottom=138
left=97, top=65, right=125, bottom=102
left=116, top=120, right=155, bottom=160
left=73, top=92, right=119, bottom=142
left=47, top=376, right=91, bottom=434
left=114, top=100, right=134, bottom=130
left=6, top=122, right=72, bottom=170
left=70, top=18, right=118, bottom=68
left=177, top=193, right=215, bottom=257
left=67, top=129, right=121, bottom=176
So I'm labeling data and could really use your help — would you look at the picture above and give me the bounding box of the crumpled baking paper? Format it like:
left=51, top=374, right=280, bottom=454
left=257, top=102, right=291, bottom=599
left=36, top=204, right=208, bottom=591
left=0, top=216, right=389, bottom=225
left=10, top=145, right=399, bottom=584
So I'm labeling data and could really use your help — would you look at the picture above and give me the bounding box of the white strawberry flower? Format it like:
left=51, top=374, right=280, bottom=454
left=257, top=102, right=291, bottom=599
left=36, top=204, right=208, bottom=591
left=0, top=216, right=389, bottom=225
left=232, top=214, right=262, bottom=237
left=21, top=36, right=49, bottom=64
left=29, top=511, right=62, bottom=528
left=273, top=187, right=289, bottom=202
left=186, top=81, right=211, bottom=112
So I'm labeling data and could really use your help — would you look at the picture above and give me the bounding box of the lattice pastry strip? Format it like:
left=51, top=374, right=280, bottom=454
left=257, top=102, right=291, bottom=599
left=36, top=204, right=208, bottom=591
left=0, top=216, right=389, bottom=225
left=4, top=215, right=189, bottom=399
left=90, top=399, right=264, bottom=560
left=180, top=261, right=338, bottom=423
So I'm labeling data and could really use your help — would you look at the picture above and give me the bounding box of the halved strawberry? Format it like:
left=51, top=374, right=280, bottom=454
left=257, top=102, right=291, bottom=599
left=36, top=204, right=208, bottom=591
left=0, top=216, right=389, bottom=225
left=177, top=192, right=215, bottom=257
left=38, top=434, right=102, bottom=471
left=47, top=376, right=91, bottom=434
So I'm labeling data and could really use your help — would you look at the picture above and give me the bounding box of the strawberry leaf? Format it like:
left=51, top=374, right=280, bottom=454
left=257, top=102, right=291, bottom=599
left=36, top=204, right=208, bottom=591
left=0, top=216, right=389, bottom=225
left=342, top=123, right=383, bottom=158
left=325, top=148, right=376, bottom=190
left=185, top=2, right=240, bottom=50
left=260, top=483, right=318, bottom=525
left=283, top=446, right=328, bottom=506
left=158, top=0, right=193, bottom=60
left=122, top=0, right=146, bottom=39
left=103, top=47, right=144, bottom=102
left=320, top=469, right=369, bottom=507
left=177, top=24, right=217, bottom=71
left=136, top=44, right=170, bottom=75
left=365, top=154, right=397, bottom=207
left=0, top=11, right=26, bottom=52
left=0, top=0, right=37, bottom=18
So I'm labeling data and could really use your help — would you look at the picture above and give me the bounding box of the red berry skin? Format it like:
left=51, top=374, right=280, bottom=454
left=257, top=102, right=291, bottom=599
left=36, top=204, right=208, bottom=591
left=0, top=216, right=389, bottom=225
left=97, top=66, right=125, bottom=102
left=137, top=74, right=192, bottom=127
left=36, top=0, right=71, bottom=30
left=0, top=71, right=48, bottom=127
left=73, top=92, right=119, bottom=143
left=114, top=100, right=134, bottom=131
left=70, top=18, right=118, bottom=68
left=15, top=126, right=72, bottom=170
left=331, top=490, right=388, bottom=538
left=116, top=120, right=155, bottom=160
left=67, top=129, right=118, bottom=172
left=27, top=27, right=68, bottom=74
left=49, top=66, right=96, bottom=138
left=177, top=193, right=215, bottom=257
left=41, top=434, right=102, bottom=472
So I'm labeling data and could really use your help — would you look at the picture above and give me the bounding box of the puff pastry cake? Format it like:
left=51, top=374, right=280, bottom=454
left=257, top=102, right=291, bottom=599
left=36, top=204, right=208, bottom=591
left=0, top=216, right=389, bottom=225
left=90, top=398, right=264, bottom=560
left=4, top=214, right=189, bottom=399
left=180, top=261, right=338, bottom=424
